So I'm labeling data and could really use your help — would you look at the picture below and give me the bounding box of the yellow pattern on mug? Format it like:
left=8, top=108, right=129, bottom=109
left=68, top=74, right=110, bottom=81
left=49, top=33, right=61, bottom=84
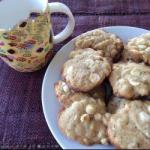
left=0, top=9, right=53, bottom=72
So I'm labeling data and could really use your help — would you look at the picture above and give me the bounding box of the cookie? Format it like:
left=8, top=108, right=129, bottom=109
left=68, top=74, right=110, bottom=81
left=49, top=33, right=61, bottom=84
left=129, top=100, right=150, bottom=138
left=62, top=49, right=111, bottom=92
left=107, top=100, right=150, bottom=149
left=75, top=29, right=124, bottom=61
left=55, top=80, right=105, bottom=106
left=109, top=62, right=150, bottom=99
left=58, top=93, right=111, bottom=145
left=126, top=33, right=150, bottom=65
left=54, top=80, right=74, bottom=105
left=108, top=97, right=130, bottom=114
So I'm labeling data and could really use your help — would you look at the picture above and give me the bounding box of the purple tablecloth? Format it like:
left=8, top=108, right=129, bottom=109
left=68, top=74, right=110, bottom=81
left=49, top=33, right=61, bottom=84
left=0, top=0, right=150, bottom=149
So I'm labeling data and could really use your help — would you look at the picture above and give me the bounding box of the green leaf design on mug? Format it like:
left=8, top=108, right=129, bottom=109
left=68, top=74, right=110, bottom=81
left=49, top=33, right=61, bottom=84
left=17, top=63, right=24, bottom=67
left=0, top=48, right=6, bottom=54
left=44, top=45, right=50, bottom=52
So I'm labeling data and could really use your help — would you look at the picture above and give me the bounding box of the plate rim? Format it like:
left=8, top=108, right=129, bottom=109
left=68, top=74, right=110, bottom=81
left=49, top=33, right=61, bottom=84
left=42, top=25, right=149, bottom=149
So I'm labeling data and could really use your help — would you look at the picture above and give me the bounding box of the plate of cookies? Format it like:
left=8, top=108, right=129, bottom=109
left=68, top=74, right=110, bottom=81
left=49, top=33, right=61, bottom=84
left=42, top=26, right=150, bottom=149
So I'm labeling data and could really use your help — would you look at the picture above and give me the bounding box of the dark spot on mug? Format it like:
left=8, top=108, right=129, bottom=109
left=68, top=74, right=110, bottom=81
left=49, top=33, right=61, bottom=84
left=17, top=43, right=26, bottom=49
left=27, top=40, right=36, bottom=44
left=16, top=57, right=26, bottom=62
left=9, top=35, right=17, bottom=40
left=8, top=49, right=15, bottom=54
left=9, top=43, right=17, bottom=47
left=28, top=60, right=31, bottom=63
left=36, top=48, right=43, bottom=53
left=19, top=22, right=27, bottom=27
left=30, top=12, right=40, bottom=18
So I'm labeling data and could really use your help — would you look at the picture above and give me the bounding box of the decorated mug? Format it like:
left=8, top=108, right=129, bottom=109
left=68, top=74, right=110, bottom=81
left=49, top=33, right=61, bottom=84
left=0, top=0, right=75, bottom=72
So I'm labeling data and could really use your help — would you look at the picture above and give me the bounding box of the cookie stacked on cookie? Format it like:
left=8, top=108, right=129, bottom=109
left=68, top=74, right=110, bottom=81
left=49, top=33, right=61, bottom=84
left=55, top=48, right=112, bottom=145
left=54, top=29, right=150, bottom=149
left=107, top=33, right=150, bottom=149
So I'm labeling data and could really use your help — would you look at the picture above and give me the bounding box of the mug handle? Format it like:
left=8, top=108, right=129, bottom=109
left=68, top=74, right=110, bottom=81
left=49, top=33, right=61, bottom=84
left=48, top=2, right=75, bottom=44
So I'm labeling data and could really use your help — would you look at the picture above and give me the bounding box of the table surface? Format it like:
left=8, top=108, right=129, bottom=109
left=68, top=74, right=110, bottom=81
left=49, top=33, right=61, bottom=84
left=0, top=0, right=150, bottom=149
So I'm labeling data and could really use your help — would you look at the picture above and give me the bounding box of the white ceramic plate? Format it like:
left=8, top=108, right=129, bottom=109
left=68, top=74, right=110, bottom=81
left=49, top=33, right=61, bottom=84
left=42, top=26, right=149, bottom=149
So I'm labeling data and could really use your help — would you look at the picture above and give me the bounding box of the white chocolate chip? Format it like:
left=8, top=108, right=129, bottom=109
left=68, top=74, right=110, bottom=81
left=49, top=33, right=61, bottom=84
left=71, top=101, right=80, bottom=108
left=94, top=55, right=101, bottom=60
left=130, top=68, right=141, bottom=76
left=80, top=114, right=90, bottom=122
left=74, top=115, right=78, bottom=121
left=128, top=142, right=137, bottom=149
left=86, top=104, right=95, bottom=115
left=128, top=78, right=140, bottom=86
left=101, top=138, right=108, bottom=145
left=61, top=82, right=66, bottom=86
left=147, top=106, right=150, bottom=113
left=94, top=113, right=102, bottom=121
left=145, top=47, right=150, bottom=52
left=32, top=19, right=35, bottom=23
left=145, top=131, right=150, bottom=138
left=138, top=44, right=146, bottom=50
left=62, top=84, right=69, bottom=93
left=89, top=73, right=100, bottom=83
left=139, top=111, right=150, bottom=122
left=66, top=66, right=73, bottom=78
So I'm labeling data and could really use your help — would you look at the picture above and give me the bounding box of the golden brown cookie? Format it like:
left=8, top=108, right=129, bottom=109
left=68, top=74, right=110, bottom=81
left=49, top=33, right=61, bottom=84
left=109, top=62, right=150, bottom=99
left=75, top=29, right=124, bottom=61
left=126, top=33, right=150, bottom=65
left=58, top=93, right=111, bottom=145
left=107, top=100, right=150, bottom=149
left=62, top=49, right=111, bottom=92
left=55, top=80, right=105, bottom=107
